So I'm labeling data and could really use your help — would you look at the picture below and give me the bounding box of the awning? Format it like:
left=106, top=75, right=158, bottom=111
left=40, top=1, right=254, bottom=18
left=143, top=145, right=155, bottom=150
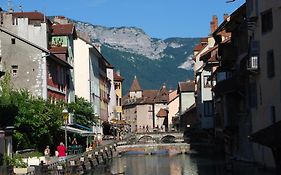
left=74, top=123, right=92, bottom=131
left=249, top=120, right=281, bottom=148
left=60, top=126, right=94, bottom=137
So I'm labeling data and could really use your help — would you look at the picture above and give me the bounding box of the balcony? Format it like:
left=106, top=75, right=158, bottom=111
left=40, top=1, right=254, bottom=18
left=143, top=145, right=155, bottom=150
left=247, top=55, right=259, bottom=71
left=218, top=42, right=237, bottom=62
left=213, top=76, right=243, bottom=96
left=247, top=40, right=260, bottom=73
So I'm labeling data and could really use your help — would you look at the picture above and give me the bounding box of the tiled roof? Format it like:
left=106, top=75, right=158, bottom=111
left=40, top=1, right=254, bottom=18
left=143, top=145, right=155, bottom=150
left=200, top=37, right=208, bottom=43
left=107, top=64, right=114, bottom=69
left=169, top=90, right=178, bottom=103
left=49, top=47, right=68, bottom=54
left=200, top=45, right=218, bottom=61
left=114, top=72, right=124, bottom=82
left=178, top=81, right=195, bottom=92
left=12, top=12, right=45, bottom=21
left=51, top=23, right=77, bottom=38
left=154, top=84, right=169, bottom=103
left=122, top=90, right=159, bottom=106
left=130, top=76, right=142, bottom=92
left=193, top=43, right=205, bottom=51
left=156, top=108, right=168, bottom=117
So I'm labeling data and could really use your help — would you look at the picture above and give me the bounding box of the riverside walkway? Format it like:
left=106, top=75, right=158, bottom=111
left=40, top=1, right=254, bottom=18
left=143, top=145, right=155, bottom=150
left=15, top=132, right=187, bottom=174
left=16, top=140, right=118, bottom=175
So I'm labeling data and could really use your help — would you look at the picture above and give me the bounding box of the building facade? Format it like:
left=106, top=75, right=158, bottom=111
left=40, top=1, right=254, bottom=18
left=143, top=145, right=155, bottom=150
left=122, top=77, right=169, bottom=132
left=114, top=71, right=124, bottom=120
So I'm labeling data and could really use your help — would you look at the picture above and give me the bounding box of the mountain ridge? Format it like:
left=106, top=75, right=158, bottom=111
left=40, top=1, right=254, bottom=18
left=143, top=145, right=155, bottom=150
left=68, top=18, right=199, bottom=93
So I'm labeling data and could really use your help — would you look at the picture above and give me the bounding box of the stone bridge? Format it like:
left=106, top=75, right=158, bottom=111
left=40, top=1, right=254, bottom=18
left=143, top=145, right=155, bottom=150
left=133, top=131, right=184, bottom=143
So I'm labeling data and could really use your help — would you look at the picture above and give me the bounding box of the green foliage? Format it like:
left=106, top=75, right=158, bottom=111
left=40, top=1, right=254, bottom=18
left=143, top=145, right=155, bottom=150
left=0, top=73, right=64, bottom=150
left=0, top=73, right=13, bottom=105
left=68, top=97, right=96, bottom=127
left=11, top=90, right=64, bottom=150
left=4, top=154, right=27, bottom=168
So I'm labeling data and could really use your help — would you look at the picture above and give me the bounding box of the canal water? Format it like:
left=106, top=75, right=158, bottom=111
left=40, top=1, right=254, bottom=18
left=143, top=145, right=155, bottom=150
left=90, top=153, right=275, bottom=175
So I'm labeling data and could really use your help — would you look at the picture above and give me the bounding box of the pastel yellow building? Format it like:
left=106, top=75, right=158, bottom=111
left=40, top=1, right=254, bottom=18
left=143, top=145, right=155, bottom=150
left=114, top=71, right=124, bottom=120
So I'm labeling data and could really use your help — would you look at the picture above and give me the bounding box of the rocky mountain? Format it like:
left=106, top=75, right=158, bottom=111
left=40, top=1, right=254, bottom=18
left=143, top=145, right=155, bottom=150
left=72, top=20, right=200, bottom=93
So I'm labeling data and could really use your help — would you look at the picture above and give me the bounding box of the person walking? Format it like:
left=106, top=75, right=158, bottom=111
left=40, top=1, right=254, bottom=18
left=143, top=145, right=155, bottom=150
left=44, top=145, right=50, bottom=164
left=57, top=142, right=67, bottom=161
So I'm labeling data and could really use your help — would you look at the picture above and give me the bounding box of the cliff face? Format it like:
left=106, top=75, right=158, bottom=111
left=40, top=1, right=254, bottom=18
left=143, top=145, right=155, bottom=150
left=73, top=19, right=199, bottom=92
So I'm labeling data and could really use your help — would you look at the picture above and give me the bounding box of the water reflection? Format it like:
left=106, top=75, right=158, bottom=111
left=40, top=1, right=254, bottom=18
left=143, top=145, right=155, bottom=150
left=90, top=154, right=275, bottom=175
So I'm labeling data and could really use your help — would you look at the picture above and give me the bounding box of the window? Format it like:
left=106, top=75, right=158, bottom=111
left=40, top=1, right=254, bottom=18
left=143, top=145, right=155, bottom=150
left=204, top=100, right=213, bottom=117
left=114, top=83, right=120, bottom=90
left=261, top=9, right=273, bottom=34
left=11, top=65, right=18, bottom=76
left=203, top=76, right=211, bottom=88
left=116, top=95, right=119, bottom=105
left=11, top=38, right=15, bottom=44
left=267, top=50, right=275, bottom=78
left=270, top=106, right=276, bottom=124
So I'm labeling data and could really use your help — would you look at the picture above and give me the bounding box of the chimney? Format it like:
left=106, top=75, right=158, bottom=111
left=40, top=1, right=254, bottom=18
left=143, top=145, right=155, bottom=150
left=223, top=13, right=229, bottom=21
left=210, top=15, right=218, bottom=33
left=116, top=70, right=121, bottom=76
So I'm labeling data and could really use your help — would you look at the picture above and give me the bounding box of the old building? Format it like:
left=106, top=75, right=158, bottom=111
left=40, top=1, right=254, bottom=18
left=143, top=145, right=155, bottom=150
left=211, top=3, right=254, bottom=163
left=0, top=26, right=71, bottom=101
left=168, top=90, right=179, bottom=129
left=177, top=81, right=195, bottom=131
left=114, top=71, right=124, bottom=121
left=51, top=22, right=77, bottom=102
left=122, top=76, right=169, bottom=132
left=245, top=0, right=281, bottom=170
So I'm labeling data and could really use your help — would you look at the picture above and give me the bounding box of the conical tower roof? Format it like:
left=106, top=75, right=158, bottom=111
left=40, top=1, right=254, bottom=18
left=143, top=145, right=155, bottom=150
left=130, top=76, right=142, bottom=92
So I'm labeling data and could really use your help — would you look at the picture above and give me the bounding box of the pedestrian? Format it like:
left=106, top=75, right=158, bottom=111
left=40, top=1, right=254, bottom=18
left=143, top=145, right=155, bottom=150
left=146, top=125, right=149, bottom=132
left=57, top=142, right=67, bottom=161
left=44, top=145, right=50, bottom=164
left=71, top=138, right=78, bottom=145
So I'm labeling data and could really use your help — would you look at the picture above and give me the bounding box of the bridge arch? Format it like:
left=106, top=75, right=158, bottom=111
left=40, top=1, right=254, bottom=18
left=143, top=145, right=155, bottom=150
left=138, top=135, right=154, bottom=143
left=160, top=135, right=176, bottom=143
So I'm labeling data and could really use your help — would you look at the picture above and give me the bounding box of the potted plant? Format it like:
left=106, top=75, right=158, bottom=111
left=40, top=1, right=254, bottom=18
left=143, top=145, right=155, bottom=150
left=4, top=154, right=33, bottom=174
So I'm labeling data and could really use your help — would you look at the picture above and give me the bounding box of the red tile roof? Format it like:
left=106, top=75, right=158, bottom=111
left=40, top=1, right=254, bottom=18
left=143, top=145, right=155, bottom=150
left=130, top=76, right=142, bottom=91
left=114, top=72, right=124, bottom=82
left=200, top=45, right=218, bottom=61
left=193, top=43, right=205, bottom=52
left=12, top=12, right=45, bottom=21
left=154, top=84, right=169, bottom=103
left=156, top=108, right=168, bottom=117
left=51, top=23, right=77, bottom=38
left=178, top=81, right=195, bottom=92
left=200, top=37, right=208, bottom=43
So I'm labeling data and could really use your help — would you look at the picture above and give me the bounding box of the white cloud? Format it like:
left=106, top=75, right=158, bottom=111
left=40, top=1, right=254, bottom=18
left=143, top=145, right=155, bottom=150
left=178, top=55, right=194, bottom=70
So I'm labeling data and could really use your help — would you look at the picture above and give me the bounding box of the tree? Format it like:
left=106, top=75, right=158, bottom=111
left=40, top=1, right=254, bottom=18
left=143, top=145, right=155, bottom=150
left=67, top=97, right=96, bottom=127
left=11, top=90, right=64, bottom=150
left=0, top=73, right=18, bottom=128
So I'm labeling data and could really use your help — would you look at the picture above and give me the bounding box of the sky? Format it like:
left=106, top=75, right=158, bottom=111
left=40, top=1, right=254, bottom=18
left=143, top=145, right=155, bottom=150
left=0, top=0, right=245, bottom=39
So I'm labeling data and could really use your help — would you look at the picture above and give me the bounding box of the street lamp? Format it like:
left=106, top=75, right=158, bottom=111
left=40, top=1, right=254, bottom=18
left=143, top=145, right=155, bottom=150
left=62, top=109, right=69, bottom=150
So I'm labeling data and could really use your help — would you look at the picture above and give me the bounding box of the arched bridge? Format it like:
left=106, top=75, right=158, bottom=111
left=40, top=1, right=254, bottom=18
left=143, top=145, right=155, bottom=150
left=135, top=132, right=184, bottom=143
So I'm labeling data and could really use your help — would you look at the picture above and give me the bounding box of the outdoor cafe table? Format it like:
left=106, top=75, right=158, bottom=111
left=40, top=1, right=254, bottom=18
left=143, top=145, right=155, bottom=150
left=68, top=145, right=83, bottom=155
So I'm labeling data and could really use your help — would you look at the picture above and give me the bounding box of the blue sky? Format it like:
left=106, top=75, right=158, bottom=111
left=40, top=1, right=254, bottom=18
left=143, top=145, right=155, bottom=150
left=0, top=0, right=245, bottom=39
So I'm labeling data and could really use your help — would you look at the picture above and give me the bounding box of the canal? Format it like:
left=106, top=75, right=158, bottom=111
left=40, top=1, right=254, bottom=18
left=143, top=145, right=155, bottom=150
left=89, top=153, right=275, bottom=175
